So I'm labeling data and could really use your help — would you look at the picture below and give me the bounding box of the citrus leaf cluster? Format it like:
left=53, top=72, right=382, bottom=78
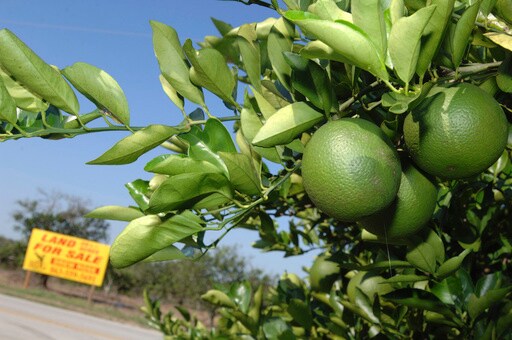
left=1, top=0, right=511, bottom=338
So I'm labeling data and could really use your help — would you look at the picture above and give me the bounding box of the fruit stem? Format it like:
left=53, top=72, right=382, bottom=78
left=202, top=161, right=302, bottom=248
left=383, top=80, right=401, bottom=93
left=188, top=115, right=241, bottom=126
left=338, top=97, right=355, bottom=112
left=436, top=62, right=501, bottom=83
left=338, top=80, right=382, bottom=112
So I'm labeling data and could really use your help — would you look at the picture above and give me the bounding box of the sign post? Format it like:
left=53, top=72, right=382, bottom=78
left=23, top=228, right=110, bottom=289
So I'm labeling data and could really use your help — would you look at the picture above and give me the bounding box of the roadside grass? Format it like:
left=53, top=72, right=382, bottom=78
left=0, top=282, right=151, bottom=329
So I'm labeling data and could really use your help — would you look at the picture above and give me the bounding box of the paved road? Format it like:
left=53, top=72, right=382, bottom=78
left=0, top=293, right=162, bottom=340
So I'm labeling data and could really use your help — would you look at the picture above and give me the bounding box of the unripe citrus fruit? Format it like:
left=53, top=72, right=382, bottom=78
left=281, top=272, right=305, bottom=289
left=346, top=271, right=393, bottom=303
left=309, top=255, right=340, bottom=292
left=404, top=83, right=508, bottom=179
left=358, top=162, right=437, bottom=239
left=302, top=118, right=401, bottom=221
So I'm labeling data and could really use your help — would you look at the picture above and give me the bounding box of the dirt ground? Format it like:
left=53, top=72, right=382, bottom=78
left=0, top=268, right=213, bottom=328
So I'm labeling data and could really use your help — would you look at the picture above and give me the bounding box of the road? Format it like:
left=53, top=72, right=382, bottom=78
left=0, top=294, right=162, bottom=340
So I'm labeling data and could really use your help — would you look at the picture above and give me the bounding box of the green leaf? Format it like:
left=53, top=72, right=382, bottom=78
left=389, top=0, right=406, bottom=24
left=230, top=310, right=258, bottom=334
left=63, top=109, right=102, bottom=129
left=409, top=228, right=445, bottom=263
left=150, top=21, right=205, bottom=106
left=238, top=24, right=262, bottom=92
left=475, top=272, right=503, bottom=297
left=142, top=245, right=190, bottom=263
left=0, top=77, right=17, bottom=124
left=158, top=74, right=184, bottom=112
left=145, top=154, right=222, bottom=176
left=468, top=286, right=512, bottom=320
left=147, top=172, right=233, bottom=213
left=199, top=34, right=239, bottom=67
left=180, top=130, right=230, bottom=177
left=381, top=91, right=421, bottom=114
left=436, top=249, right=472, bottom=280
left=241, top=93, right=283, bottom=163
left=175, top=305, right=192, bottom=322
left=254, top=17, right=278, bottom=39
left=425, top=228, right=445, bottom=264
left=283, top=0, right=310, bottom=10
left=479, top=0, right=497, bottom=16
left=202, top=118, right=237, bottom=153
left=284, top=11, right=388, bottom=81
left=451, top=1, right=481, bottom=68
left=457, top=268, right=475, bottom=301
left=15, top=109, right=39, bottom=130
left=88, top=125, right=180, bottom=165
left=354, top=288, right=380, bottom=324
left=431, top=275, right=466, bottom=306
left=183, top=40, right=236, bottom=104
left=384, top=274, right=429, bottom=283
left=85, top=205, right=144, bottom=222
left=261, top=80, right=292, bottom=108
left=339, top=260, right=412, bottom=271
left=211, top=17, right=234, bottom=36
left=218, top=152, right=262, bottom=196
left=458, top=237, right=482, bottom=252
left=497, top=303, right=512, bottom=338
left=415, top=0, right=455, bottom=77
left=267, top=18, right=294, bottom=89
left=0, top=69, right=48, bottom=113
left=0, top=29, right=79, bottom=114
left=230, top=281, right=252, bottom=313
left=201, top=290, right=237, bottom=308
left=262, top=318, right=296, bottom=340
left=252, top=102, right=323, bottom=147
left=288, top=298, right=313, bottom=329
left=361, top=229, right=409, bottom=245
left=110, top=212, right=204, bottom=268
left=284, top=52, right=334, bottom=114
left=424, top=311, right=461, bottom=327
left=489, top=151, right=510, bottom=177
left=497, top=57, right=512, bottom=93
left=308, top=0, right=353, bottom=22
left=300, top=40, right=351, bottom=64
left=382, top=288, right=459, bottom=320
left=406, top=242, right=437, bottom=274
left=248, top=284, right=264, bottom=323
left=125, top=179, right=150, bottom=211
left=389, top=5, right=436, bottom=84
left=253, top=88, right=278, bottom=119
left=61, top=62, right=130, bottom=125
left=485, top=32, right=512, bottom=52
left=352, top=0, right=387, bottom=58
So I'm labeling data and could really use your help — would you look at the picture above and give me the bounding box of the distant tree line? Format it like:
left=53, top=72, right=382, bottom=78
left=0, top=191, right=275, bottom=312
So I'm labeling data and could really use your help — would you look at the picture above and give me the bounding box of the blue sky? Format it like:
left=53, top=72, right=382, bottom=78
left=0, top=0, right=318, bottom=276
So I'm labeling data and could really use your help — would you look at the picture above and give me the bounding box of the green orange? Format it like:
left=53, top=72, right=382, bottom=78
left=404, top=83, right=508, bottom=179
left=309, top=254, right=340, bottom=292
left=302, top=118, right=401, bottom=222
left=358, top=162, right=437, bottom=239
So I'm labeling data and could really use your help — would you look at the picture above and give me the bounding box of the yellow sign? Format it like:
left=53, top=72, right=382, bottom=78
left=23, top=228, right=110, bottom=287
